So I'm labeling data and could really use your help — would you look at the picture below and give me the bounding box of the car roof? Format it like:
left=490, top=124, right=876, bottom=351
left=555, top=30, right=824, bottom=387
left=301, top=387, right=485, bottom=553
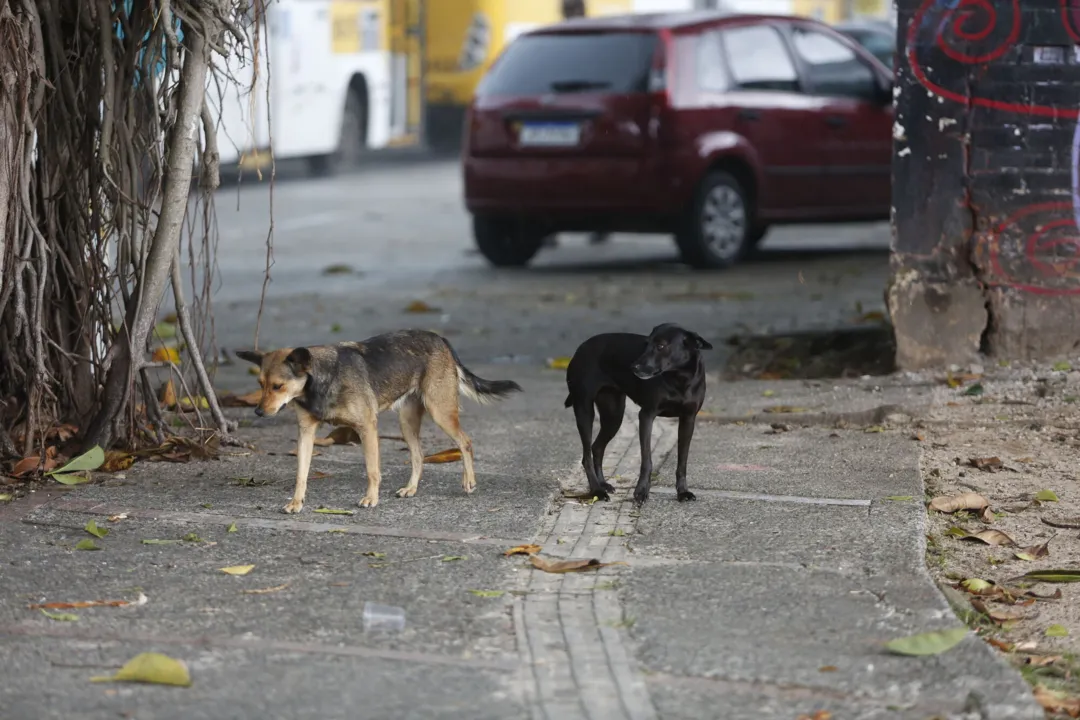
left=833, top=19, right=895, bottom=34
left=525, top=10, right=816, bottom=35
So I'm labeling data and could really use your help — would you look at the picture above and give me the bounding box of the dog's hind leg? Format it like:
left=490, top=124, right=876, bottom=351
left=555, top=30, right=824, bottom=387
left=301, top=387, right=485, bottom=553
left=426, top=396, right=477, bottom=494
left=632, top=410, right=656, bottom=506
left=356, top=416, right=382, bottom=508
left=675, top=413, right=698, bottom=502
left=574, top=400, right=609, bottom=501
left=396, top=397, right=426, bottom=498
left=591, top=390, right=625, bottom=494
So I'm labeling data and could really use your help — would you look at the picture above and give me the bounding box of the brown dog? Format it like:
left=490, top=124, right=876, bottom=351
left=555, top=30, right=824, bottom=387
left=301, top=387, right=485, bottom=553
left=236, top=330, right=522, bottom=512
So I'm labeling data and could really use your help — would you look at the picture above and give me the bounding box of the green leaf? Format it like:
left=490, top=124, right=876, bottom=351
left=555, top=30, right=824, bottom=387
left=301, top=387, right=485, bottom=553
left=885, top=496, right=915, bottom=502
left=182, top=533, right=203, bottom=543
left=84, top=520, right=108, bottom=539
left=885, top=627, right=968, bottom=656
left=1035, top=490, right=1060, bottom=502
left=961, top=383, right=984, bottom=397
left=40, top=609, right=79, bottom=621
left=75, top=539, right=100, bottom=551
left=47, top=446, right=105, bottom=475
left=441, top=555, right=467, bottom=562
left=468, top=589, right=505, bottom=598
left=1053, top=361, right=1072, bottom=372
left=608, top=528, right=626, bottom=537
left=1015, top=552, right=1036, bottom=562
left=52, top=472, right=92, bottom=486
left=1019, top=569, right=1080, bottom=583
left=1045, top=624, right=1069, bottom=637
left=327, top=528, right=347, bottom=534
left=141, top=538, right=181, bottom=545
left=961, top=578, right=993, bottom=594
left=226, top=523, right=237, bottom=533
left=314, top=507, right=355, bottom=516
left=357, top=551, right=385, bottom=558
left=0, top=493, right=12, bottom=502
left=91, top=652, right=191, bottom=687
left=864, top=425, right=885, bottom=433
left=152, top=322, right=178, bottom=340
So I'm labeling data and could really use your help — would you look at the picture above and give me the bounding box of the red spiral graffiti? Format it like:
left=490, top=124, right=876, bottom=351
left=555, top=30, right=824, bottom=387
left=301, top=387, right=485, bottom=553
left=1060, top=0, right=1080, bottom=43
left=986, top=202, right=1080, bottom=296
left=907, top=0, right=1080, bottom=119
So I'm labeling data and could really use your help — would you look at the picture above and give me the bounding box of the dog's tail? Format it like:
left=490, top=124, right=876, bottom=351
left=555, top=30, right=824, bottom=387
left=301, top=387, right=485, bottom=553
left=563, top=394, right=572, bottom=408
left=443, top=339, right=523, bottom=405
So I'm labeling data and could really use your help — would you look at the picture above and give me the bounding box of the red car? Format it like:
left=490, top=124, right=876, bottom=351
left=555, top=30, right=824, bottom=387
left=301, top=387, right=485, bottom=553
left=462, top=11, right=894, bottom=269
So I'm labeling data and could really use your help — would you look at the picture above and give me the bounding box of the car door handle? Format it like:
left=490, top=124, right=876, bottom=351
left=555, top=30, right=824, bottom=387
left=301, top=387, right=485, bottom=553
left=825, top=115, right=848, bottom=128
left=737, top=109, right=761, bottom=122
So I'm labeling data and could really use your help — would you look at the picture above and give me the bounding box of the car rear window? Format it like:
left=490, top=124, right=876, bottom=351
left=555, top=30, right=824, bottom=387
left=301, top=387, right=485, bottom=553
left=476, top=32, right=658, bottom=97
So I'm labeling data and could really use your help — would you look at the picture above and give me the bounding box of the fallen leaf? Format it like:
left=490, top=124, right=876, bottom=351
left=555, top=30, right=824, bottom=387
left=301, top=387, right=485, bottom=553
left=424, top=448, right=462, bottom=464
left=960, top=578, right=995, bottom=594
left=403, top=300, right=439, bottom=313
left=961, top=382, right=984, bottom=397
left=987, top=637, right=1014, bottom=652
left=314, top=426, right=361, bottom=446
left=152, top=321, right=177, bottom=340
left=241, top=583, right=290, bottom=595
left=1046, top=624, right=1069, bottom=637
left=1024, top=654, right=1061, bottom=667
left=141, top=538, right=182, bottom=545
left=546, top=357, right=572, bottom=370
left=796, top=712, right=832, bottom=720
left=528, top=555, right=627, bottom=574
left=0, top=493, right=11, bottom=502
left=1019, top=570, right=1080, bottom=583
left=52, top=471, right=92, bottom=485
left=503, top=544, right=542, bottom=557
left=1042, top=516, right=1080, bottom=530
left=226, top=523, right=237, bottom=533
left=1035, top=489, right=1060, bottom=502
left=468, top=589, right=505, bottom=598
left=40, top=609, right=78, bottom=621
left=961, top=529, right=1016, bottom=547
left=152, top=347, right=181, bottom=364
left=1053, top=361, right=1073, bottom=372
left=928, top=493, right=989, bottom=513
left=91, top=652, right=191, bottom=687
left=84, top=520, right=109, bottom=539
left=441, top=555, right=467, bottom=562
left=884, top=627, right=968, bottom=656
left=322, top=263, right=354, bottom=275
left=818, top=665, right=838, bottom=673
left=978, top=506, right=995, bottom=523
left=313, top=507, right=355, bottom=516
left=28, top=594, right=147, bottom=610
left=968, top=456, right=1003, bottom=472
left=1025, top=588, right=1063, bottom=601
left=48, top=446, right=105, bottom=475
left=945, top=372, right=981, bottom=388
left=75, top=539, right=100, bottom=551
left=762, top=405, right=810, bottom=414
left=101, top=451, right=134, bottom=472
left=609, top=528, right=626, bottom=537
left=359, top=551, right=386, bottom=558
left=178, top=396, right=210, bottom=412
left=762, top=389, right=775, bottom=397
left=11, top=456, right=40, bottom=476
left=1015, top=539, right=1052, bottom=561
left=1033, top=685, right=1080, bottom=717
left=983, top=606, right=1030, bottom=624
left=219, top=565, right=255, bottom=576
left=219, top=388, right=262, bottom=408
left=863, top=425, right=885, bottom=433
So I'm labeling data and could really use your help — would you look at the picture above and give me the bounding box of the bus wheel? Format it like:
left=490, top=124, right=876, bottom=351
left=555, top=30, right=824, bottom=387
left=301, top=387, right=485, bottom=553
left=309, top=88, right=367, bottom=176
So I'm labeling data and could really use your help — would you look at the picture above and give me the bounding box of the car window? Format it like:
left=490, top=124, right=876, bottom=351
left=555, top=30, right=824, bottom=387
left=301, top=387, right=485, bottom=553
left=696, top=30, right=729, bottom=92
left=854, top=32, right=895, bottom=70
left=476, top=32, right=658, bottom=97
left=791, top=27, right=878, bottom=99
left=719, top=24, right=799, bottom=92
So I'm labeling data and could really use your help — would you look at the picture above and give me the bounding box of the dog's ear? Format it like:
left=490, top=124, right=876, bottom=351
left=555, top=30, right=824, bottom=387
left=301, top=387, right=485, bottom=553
left=285, top=347, right=313, bottom=376
left=688, top=332, right=713, bottom=351
left=235, top=349, right=263, bottom=366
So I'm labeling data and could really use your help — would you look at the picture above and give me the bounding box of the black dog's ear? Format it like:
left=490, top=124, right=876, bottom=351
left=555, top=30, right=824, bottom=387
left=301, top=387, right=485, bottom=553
left=285, top=347, right=312, bottom=375
left=688, top=333, right=713, bottom=351
left=235, top=349, right=264, bottom=365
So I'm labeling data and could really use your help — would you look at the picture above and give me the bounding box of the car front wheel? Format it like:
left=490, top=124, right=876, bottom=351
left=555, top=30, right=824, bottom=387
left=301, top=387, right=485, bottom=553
left=473, top=216, right=545, bottom=268
left=675, top=171, right=752, bottom=270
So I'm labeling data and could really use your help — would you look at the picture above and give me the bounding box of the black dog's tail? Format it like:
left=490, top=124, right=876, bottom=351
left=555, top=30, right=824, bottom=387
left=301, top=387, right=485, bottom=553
left=443, top=339, right=523, bottom=405
left=563, top=394, right=573, bottom=408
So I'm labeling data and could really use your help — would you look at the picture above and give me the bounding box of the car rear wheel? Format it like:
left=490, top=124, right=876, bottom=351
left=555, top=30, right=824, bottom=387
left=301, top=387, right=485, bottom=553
left=473, top=216, right=546, bottom=268
left=309, top=88, right=366, bottom=177
left=675, top=171, right=752, bottom=270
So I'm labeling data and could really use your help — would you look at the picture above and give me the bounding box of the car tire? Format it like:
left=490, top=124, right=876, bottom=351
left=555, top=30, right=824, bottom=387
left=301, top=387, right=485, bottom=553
left=675, top=171, right=752, bottom=270
left=473, top=216, right=545, bottom=268
left=309, top=88, right=366, bottom=177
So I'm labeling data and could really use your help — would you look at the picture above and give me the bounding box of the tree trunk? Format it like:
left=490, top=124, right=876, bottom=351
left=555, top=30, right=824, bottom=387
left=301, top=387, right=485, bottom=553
left=81, top=30, right=212, bottom=450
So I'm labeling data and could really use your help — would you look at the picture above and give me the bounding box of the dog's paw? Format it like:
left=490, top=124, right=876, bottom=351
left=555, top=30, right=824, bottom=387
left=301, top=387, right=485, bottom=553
left=632, top=488, right=649, bottom=506
left=282, top=499, right=304, bottom=514
left=677, top=490, right=697, bottom=502
left=358, top=494, right=379, bottom=508
left=395, top=485, right=418, bottom=498
left=462, top=477, right=476, bottom=494
left=600, top=481, right=615, bottom=494
left=591, top=489, right=611, bottom=502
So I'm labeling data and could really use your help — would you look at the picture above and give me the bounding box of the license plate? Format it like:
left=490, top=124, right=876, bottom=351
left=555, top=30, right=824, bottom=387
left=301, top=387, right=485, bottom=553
left=518, top=122, right=581, bottom=147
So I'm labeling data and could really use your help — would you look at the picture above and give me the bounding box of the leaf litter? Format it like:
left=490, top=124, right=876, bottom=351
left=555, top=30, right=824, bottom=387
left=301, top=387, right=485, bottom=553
left=91, top=652, right=191, bottom=687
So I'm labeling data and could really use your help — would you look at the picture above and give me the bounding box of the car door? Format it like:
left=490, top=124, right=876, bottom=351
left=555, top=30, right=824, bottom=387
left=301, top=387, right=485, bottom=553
left=785, top=23, right=893, bottom=218
left=715, top=21, right=832, bottom=220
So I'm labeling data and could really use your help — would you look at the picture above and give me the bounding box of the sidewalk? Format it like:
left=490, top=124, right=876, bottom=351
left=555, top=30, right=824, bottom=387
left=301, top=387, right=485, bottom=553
left=0, top=366, right=1043, bottom=719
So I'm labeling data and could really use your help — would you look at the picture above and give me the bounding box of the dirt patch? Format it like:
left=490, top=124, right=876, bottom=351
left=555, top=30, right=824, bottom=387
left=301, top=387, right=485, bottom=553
left=918, top=365, right=1080, bottom=713
left=722, top=325, right=896, bottom=380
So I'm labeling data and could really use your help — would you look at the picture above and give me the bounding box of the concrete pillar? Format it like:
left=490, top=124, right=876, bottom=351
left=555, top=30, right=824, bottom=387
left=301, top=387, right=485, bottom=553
left=889, top=0, right=1080, bottom=368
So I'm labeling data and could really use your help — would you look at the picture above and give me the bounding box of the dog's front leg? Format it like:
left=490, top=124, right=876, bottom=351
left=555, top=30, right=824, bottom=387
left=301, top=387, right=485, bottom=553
left=357, top=419, right=381, bottom=508
left=284, top=419, right=319, bottom=514
left=675, top=414, right=697, bottom=502
left=632, top=410, right=656, bottom=506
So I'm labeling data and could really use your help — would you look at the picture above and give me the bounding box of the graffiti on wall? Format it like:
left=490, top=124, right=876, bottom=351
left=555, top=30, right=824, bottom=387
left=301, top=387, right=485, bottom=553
left=905, top=0, right=1080, bottom=295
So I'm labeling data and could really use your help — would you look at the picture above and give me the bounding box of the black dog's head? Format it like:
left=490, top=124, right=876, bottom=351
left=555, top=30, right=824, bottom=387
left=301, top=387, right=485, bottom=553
left=630, top=323, right=713, bottom=380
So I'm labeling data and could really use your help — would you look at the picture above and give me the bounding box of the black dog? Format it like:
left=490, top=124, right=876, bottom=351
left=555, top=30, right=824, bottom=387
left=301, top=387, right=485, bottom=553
left=563, top=323, right=712, bottom=506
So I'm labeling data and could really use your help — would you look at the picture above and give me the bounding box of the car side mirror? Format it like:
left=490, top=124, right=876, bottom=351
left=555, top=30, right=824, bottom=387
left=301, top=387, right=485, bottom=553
left=874, top=76, right=893, bottom=105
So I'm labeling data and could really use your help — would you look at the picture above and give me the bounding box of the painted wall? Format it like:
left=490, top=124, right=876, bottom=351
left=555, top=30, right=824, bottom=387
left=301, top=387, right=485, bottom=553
left=889, top=0, right=1080, bottom=366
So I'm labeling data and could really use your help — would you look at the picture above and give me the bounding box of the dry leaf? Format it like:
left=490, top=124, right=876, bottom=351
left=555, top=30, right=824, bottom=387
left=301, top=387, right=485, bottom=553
left=961, top=529, right=1016, bottom=547
left=91, top=652, right=191, bottom=687
left=241, top=583, right=290, bottom=595
left=968, top=456, right=1003, bottom=472
left=27, top=593, right=147, bottom=610
left=11, top=456, right=41, bottom=476
left=1025, top=588, right=1063, bottom=601
left=1042, top=516, right=1080, bottom=530
left=1024, top=655, right=1062, bottom=667
left=796, top=712, right=832, bottom=720
left=503, top=544, right=542, bottom=557
left=1016, top=539, right=1051, bottom=561
left=424, top=448, right=462, bottom=464
left=219, top=388, right=262, bottom=408
left=987, top=637, right=1014, bottom=652
left=762, top=405, right=810, bottom=414
left=219, top=565, right=255, bottom=576
left=315, top=426, right=361, bottom=446
left=152, top=347, right=181, bottom=364
left=528, top=555, right=627, bottom=574
left=985, top=606, right=1030, bottom=624
left=978, top=506, right=995, bottom=524
left=1033, top=685, right=1080, bottom=717
left=884, top=627, right=968, bottom=656
left=403, top=300, right=439, bottom=313
left=101, top=451, right=135, bottom=473
left=928, top=493, right=989, bottom=513
left=546, top=357, right=572, bottom=370
left=159, top=380, right=178, bottom=408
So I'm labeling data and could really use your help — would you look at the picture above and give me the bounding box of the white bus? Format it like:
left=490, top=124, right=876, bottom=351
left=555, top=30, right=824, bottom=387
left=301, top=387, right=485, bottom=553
left=207, top=0, right=424, bottom=176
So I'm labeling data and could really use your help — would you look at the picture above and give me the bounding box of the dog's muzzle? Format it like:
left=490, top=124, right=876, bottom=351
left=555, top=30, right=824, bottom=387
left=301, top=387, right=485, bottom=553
left=632, top=364, right=659, bottom=380
left=254, top=407, right=264, bottom=417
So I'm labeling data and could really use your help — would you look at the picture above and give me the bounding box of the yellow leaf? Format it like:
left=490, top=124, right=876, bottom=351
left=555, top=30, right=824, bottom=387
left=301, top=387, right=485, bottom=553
left=403, top=300, right=439, bottom=313
left=152, top=347, right=180, bottom=364
left=91, top=652, right=191, bottom=687
left=219, top=565, right=254, bottom=576
left=546, top=357, right=571, bottom=370
left=178, top=396, right=210, bottom=411
left=423, top=448, right=462, bottom=464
